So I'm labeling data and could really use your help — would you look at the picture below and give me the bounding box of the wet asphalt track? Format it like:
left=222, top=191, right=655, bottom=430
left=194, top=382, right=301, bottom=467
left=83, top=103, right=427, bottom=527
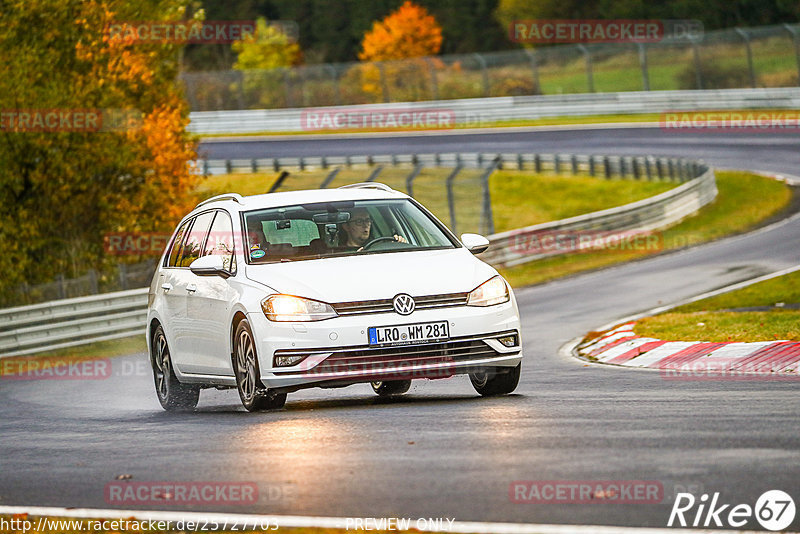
left=1, top=126, right=799, bottom=530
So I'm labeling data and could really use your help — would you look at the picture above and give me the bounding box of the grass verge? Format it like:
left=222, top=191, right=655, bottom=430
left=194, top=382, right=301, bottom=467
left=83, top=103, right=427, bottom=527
left=498, top=171, right=792, bottom=287
left=634, top=270, right=800, bottom=342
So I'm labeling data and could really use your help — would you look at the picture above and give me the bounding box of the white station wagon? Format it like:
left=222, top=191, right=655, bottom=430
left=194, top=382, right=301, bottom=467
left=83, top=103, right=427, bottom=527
left=147, top=183, right=522, bottom=411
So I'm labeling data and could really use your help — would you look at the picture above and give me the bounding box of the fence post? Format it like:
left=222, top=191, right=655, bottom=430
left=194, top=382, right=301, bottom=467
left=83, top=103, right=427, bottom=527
left=405, top=164, right=423, bottom=197
left=269, top=170, right=290, bottom=193
left=325, top=64, right=342, bottom=106
left=88, top=269, right=98, bottom=294
left=473, top=53, right=490, bottom=97
left=534, top=154, right=542, bottom=173
left=283, top=69, right=293, bottom=107
left=577, top=45, right=594, bottom=93
left=589, top=155, right=596, bottom=177
left=571, top=155, right=579, bottom=174
left=690, top=38, right=703, bottom=89
left=554, top=154, right=561, bottom=174
left=320, top=168, right=340, bottom=189
left=603, top=156, right=611, bottom=179
left=783, top=24, right=800, bottom=83
left=524, top=49, right=541, bottom=93
left=735, top=28, right=756, bottom=88
left=480, top=157, right=500, bottom=235
left=366, top=165, right=384, bottom=182
left=56, top=273, right=66, bottom=299
left=118, top=264, right=128, bottom=291
left=377, top=62, right=390, bottom=103
left=425, top=58, right=439, bottom=100
left=445, top=164, right=463, bottom=234
left=637, top=43, right=650, bottom=91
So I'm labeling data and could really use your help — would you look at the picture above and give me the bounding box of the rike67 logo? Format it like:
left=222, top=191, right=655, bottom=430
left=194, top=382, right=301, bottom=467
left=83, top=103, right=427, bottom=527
left=668, top=490, right=795, bottom=531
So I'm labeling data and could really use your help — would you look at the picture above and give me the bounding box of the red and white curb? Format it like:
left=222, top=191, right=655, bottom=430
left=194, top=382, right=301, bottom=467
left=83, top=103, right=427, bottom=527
left=577, top=322, right=800, bottom=378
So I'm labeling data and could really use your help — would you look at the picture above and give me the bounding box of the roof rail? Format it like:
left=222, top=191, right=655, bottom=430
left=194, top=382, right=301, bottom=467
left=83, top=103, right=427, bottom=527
left=195, top=193, right=244, bottom=208
left=338, top=182, right=395, bottom=192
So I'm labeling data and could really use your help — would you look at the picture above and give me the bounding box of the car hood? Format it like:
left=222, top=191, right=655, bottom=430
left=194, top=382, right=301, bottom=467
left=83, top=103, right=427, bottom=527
left=244, top=248, right=497, bottom=302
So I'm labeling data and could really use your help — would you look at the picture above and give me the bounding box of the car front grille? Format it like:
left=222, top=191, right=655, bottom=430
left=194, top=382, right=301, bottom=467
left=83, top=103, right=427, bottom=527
left=273, top=332, right=518, bottom=377
left=332, top=292, right=469, bottom=316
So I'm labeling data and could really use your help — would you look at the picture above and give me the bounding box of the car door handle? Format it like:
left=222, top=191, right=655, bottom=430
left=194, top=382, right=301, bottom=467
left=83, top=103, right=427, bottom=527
left=186, top=283, right=197, bottom=293
left=161, top=283, right=173, bottom=292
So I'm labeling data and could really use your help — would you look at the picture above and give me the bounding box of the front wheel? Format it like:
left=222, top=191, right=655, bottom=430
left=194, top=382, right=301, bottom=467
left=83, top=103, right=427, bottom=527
left=233, top=319, right=287, bottom=412
left=469, top=364, right=520, bottom=396
left=151, top=325, right=200, bottom=411
left=371, top=380, right=411, bottom=397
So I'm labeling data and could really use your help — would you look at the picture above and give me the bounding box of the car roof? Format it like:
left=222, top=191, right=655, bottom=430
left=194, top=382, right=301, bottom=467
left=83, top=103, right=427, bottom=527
left=194, top=184, right=409, bottom=214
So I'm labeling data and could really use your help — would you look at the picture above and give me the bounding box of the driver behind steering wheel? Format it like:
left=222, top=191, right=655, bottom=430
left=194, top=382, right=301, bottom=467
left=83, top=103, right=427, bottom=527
left=340, top=207, right=407, bottom=251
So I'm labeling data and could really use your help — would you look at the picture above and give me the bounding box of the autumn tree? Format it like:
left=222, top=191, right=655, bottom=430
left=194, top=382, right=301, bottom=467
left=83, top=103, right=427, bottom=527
left=0, top=0, right=198, bottom=300
left=359, top=1, right=443, bottom=62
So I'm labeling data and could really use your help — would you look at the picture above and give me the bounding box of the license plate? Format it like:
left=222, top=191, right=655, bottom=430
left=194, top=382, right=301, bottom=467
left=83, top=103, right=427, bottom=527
left=368, top=321, right=449, bottom=346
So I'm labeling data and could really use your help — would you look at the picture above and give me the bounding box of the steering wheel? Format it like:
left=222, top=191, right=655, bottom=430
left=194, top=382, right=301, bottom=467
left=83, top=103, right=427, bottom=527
left=360, top=236, right=397, bottom=250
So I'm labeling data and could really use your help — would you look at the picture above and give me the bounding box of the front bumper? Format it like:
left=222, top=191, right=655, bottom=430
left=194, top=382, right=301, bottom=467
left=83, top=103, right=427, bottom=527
left=247, top=300, right=522, bottom=391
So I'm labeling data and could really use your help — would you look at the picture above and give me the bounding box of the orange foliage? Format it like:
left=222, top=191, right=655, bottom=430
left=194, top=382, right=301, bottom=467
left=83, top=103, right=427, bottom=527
left=358, top=1, right=443, bottom=62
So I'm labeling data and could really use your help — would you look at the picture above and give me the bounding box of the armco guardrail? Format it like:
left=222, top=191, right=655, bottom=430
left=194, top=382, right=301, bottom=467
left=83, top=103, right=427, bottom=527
left=0, top=289, right=148, bottom=358
left=482, top=163, right=716, bottom=267
left=0, top=153, right=714, bottom=357
left=188, top=87, right=800, bottom=135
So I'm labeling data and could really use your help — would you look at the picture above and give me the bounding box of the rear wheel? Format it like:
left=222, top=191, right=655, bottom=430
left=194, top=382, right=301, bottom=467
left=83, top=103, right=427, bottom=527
left=233, top=319, right=287, bottom=412
left=371, top=380, right=412, bottom=397
left=469, top=364, right=520, bottom=396
left=151, top=325, right=200, bottom=411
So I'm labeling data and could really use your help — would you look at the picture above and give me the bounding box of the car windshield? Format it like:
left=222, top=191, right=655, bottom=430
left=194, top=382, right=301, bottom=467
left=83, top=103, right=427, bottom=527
left=243, top=198, right=457, bottom=263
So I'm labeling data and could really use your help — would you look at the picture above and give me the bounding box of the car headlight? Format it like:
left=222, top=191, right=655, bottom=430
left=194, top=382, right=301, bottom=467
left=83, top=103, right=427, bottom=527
left=261, top=295, right=338, bottom=321
left=467, top=276, right=510, bottom=307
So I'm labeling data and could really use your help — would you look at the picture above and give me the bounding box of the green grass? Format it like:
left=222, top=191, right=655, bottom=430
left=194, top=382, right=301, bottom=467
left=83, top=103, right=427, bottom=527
left=635, top=311, right=800, bottom=342
left=633, top=270, right=800, bottom=342
left=498, top=171, right=792, bottom=287
left=674, top=270, right=800, bottom=313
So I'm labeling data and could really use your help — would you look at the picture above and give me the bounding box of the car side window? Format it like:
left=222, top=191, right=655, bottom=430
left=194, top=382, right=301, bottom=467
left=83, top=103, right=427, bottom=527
left=166, top=220, right=191, bottom=267
left=202, top=210, right=235, bottom=273
left=177, top=211, right=215, bottom=268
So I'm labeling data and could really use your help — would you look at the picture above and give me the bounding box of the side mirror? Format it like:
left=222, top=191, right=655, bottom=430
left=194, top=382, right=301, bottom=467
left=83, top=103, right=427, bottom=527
left=190, top=255, right=230, bottom=278
left=461, top=233, right=490, bottom=254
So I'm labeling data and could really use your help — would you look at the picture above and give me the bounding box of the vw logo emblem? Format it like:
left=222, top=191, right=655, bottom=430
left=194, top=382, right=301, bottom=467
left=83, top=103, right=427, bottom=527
left=392, top=294, right=415, bottom=315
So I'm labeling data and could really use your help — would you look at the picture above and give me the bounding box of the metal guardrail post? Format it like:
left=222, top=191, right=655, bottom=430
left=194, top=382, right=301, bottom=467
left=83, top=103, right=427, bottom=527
left=251, top=159, right=258, bottom=173
left=668, top=159, right=676, bottom=181
left=637, top=43, right=650, bottom=91
left=405, top=164, right=423, bottom=197
left=534, top=154, right=542, bottom=173
left=445, top=164, right=463, bottom=234
left=589, top=155, right=596, bottom=177
left=645, top=158, right=653, bottom=181
left=554, top=154, right=561, bottom=174
left=577, top=45, right=595, bottom=93
left=225, top=160, right=232, bottom=174
left=366, top=165, right=384, bottom=182
left=268, top=170, right=290, bottom=193
left=619, top=157, right=627, bottom=178
left=320, top=168, right=340, bottom=188
left=735, top=28, right=757, bottom=88
left=633, top=158, right=641, bottom=180
left=603, top=156, right=611, bottom=179
left=203, top=159, right=209, bottom=176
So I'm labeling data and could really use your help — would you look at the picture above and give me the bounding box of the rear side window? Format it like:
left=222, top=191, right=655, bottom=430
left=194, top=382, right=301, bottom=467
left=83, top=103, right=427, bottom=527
left=202, top=211, right=236, bottom=273
left=166, top=220, right=190, bottom=267
left=176, top=211, right=215, bottom=268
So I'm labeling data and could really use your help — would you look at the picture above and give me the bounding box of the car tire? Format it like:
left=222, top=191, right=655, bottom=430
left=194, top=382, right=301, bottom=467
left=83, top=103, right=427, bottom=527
left=233, top=319, right=287, bottom=412
left=151, top=325, right=200, bottom=411
left=469, top=364, right=520, bottom=396
left=371, top=380, right=412, bottom=396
